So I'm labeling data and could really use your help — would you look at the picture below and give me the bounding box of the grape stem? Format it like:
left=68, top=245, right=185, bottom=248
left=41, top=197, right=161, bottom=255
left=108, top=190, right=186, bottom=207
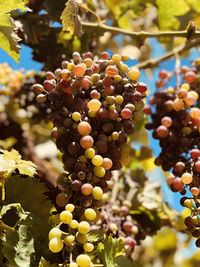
left=134, top=38, right=200, bottom=69
left=81, top=21, right=200, bottom=39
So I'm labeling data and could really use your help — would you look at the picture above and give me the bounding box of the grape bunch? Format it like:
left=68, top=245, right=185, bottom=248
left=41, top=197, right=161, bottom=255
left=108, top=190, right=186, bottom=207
left=33, top=51, right=147, bottom=265
left=146, top=59, right=200, bottom=246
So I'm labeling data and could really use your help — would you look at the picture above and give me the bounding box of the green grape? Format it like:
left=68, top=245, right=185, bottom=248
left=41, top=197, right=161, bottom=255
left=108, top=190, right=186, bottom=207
left=92, top=186, right=103, bottom=200
left=60, top=210, right=73, bottom=224
left=49, top=237, right=63, bottom=253
left=72, top=112, right=81, bottom=121
left=70, top=219, right=79, bottom=229
left=48, top=227, right=62, bottom=240
left=65, top=203, right=75, bottom=212
left=93, top=166, right=106, bottom=177
left=85, top=148, right=95, bottom=159
left=83, top=243, right=94, bottom=252
left=78, top=221, right=90, bottom=234
left=64, top=235, right=75, bottom=245
left=92, top=155, right=103, bottom=166
left=76, top=254, right=91, bottom=267
left=84, top=208, right=97, bottom=221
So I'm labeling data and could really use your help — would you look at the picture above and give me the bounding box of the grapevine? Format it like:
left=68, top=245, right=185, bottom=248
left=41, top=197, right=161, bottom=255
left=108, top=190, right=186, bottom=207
left=146, top=59, right=200, bottom=247
left=33, top=51, right=147, bottom=265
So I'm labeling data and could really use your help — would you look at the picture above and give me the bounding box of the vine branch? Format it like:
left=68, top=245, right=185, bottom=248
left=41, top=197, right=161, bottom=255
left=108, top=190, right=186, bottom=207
left=135, top=38, right=200, bottom=69
left=81, top=21, right=200, bottom=39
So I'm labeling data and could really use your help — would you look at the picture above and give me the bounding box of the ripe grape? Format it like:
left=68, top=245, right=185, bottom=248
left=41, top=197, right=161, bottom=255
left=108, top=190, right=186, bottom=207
left=87, top=99, right=101, bottom=112
left=181, top=172, right=193, bottom=184
left=65, top=204, right=75, bottom=212
left=81, top=183, right=93, bottom=196
left=70, top=220, right=79, bottom=229
left=78, top=221, right=91, bottom=234
left=93, top=166, right=106, bottom=177
left=64, top=235, right=75, bottom=245
left=49, top=228, right=62, bottom=240
left=49, top=237, right=63, bottom=253
left=60, top=210, right=73, bottom=224
left=92, top=186, right=103, bottom=200
left=76, top=254, right=91, bottom=267
left=78, top=121, right=92, bottom=136
left=80, top=136, right=94, bottom=149
left=92, top=155, right=103, bottom=166
left=128, top=67, right=140, bottom=81
left=83, top=243, right=94, bottom=252
left=84, top=208, right=97, bottom=221
left=105, top=65, right=118, bottom=77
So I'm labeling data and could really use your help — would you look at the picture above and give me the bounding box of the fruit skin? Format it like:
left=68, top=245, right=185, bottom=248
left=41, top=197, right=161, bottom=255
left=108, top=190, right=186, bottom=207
left=83, top=242, right=94, bottom=252
left=49, top=237, right=63, bottom=253
left=60, top=210, right=73, bottom=224
left=49, top=227, right=62, bottom=240
left=128, top=67, right=140, bottom=81
left=76, top=254, right=91, bottom=267
left=84, top=208, right=97, bottom=221
left=78, top=221, right=90, bottom=234
left=92, top=186, right=103, bottom=200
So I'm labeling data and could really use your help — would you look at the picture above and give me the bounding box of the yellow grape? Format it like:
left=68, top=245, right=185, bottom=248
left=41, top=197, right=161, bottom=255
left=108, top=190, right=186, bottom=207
left=84, top=208, right=97, bottom=221
left=49, top=237, right=63, bottom=253
left=87, top=99, right=101, bottom=112
left=83, top=243, right=94, bottom=252
left=65, top=203, right=75, bottom=212
left=60, top=210, right=73, bottom=224
left=76, top=254, right=91, bottom=267
left=78, top=221, right=90, bottom=234
left=48, top=227, right=62, bottom=240
left=92, top=186, right=103, bottom=200
left=92, top=155, right=103, bottom=166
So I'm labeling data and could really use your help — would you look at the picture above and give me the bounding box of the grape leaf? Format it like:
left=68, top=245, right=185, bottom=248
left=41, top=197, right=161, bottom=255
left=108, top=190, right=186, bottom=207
left=0, top=149, right=37, bottom=178
left=186, top=0, right=200, bottom=12
left=1, top=204, right=35, bottom=267
left=156, top=0, right=189, bottom=30
left=97, top=236, right=124, bottom=267
left=0, top=0, right=27, bottom=62
left=60, top=0, right=82, bottom=36
left=4, top=176, right=53, bottom=264
left=0, top=0, right=26, bottom=15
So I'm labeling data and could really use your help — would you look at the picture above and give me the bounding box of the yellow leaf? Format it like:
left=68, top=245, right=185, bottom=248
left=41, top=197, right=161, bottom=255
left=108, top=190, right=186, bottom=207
left=2, top=149, right=21, bottom=162
left=60, top=0, right=82, bottom=36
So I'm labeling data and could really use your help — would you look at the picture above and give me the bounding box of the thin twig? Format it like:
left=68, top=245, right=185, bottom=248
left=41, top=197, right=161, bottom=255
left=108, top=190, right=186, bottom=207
left=135, top=38, right=200, bottom=69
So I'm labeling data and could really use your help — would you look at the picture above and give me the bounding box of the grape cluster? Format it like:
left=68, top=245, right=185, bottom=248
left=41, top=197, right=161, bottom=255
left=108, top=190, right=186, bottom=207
left=33, top=51, right=147, bottom=265
left=98, top=198, right=146, bottom=258
left=146, top=59, right=200, bottom=246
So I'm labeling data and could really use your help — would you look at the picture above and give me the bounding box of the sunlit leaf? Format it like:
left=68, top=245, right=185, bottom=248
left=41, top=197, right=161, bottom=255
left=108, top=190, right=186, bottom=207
left=156, top=0, right=189, bottom=30
left=60, top=0, right=82, bottom=36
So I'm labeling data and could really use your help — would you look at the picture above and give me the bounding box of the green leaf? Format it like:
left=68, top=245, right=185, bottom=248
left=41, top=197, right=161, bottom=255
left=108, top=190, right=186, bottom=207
left=1, top=204, right=35, bottom=267
left=4, top=177, right=53, bottom=264
left=60, top=0, right=82, bottom=36
left=156, top=0, right=189, bottom=30
left=97, top=236, right=125, bottom=267
left=115, top=255, right=136, bottom=267
left=0, top=0, right=26, bottom=14
left=88, top=229, right=104, bottom=242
